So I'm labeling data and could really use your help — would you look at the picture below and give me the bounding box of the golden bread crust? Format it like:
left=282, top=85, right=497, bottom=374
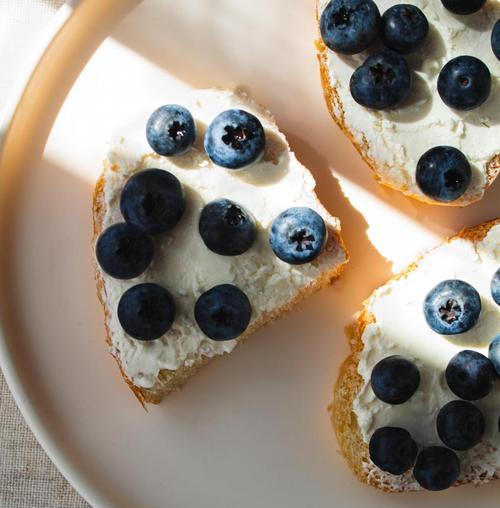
left=331, top=218, right=500, bottom=492
left=93, top=159, right=349, bottom=404
left=315, top=1, right=500, bottom=206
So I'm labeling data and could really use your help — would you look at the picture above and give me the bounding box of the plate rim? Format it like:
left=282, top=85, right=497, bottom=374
left=0, top=2, right=125, bottom=507
left=1, top=2, right=498, bottom=506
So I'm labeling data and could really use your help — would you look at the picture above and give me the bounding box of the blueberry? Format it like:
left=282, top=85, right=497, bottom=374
left=423, top=280, right=481, bottom=334
left=204, top=109, right=265, bottom=170
left=437, top=400, right=485, bottom=450
left=381, top=4, right=429, bottom=54
left=438, top=56, right=491, bottom=111
left=96, top=223, right=153, bottom=279
left=416, top=146, right=471, bottom=202
left=350, top=49, right=411, bottom=110
left=199, top=199, right=256, bottom=256
left=146, top=105, right=196, bottom=156
left=413, top=447, right=460, bottom=491
left=319, top=0, right=381, bottom=55
left=269, top=207, right=327, bottom=265
left=117, top=283, right=175, bottom=341
left=194, top=284, right=251, bottom=341
left=492, top=267, right=500, bottom=305
left=120, top=169, right=185, bottom=235
left=488, top=334, right=500, bottom=377
left=446, top=350, right=496, bottom=401
left=369, top=427, right=417, bottom=475
left=441, top=0, right=485, bottom=15
left=493, top=20, right=500, bottom=61
left=370, top=355, right=420, bottom=405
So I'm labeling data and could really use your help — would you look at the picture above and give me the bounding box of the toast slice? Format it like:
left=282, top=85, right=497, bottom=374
left=93, top=88, right=348, bottom=405
left=316, top=0, right=500, bottom=206
left=331, top=218, right=500, bottom=491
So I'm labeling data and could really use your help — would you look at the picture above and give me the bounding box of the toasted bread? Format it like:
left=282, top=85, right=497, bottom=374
left=331, top=218, right=500, bottom=491
left=316, top=0, right=500, bottom=206
left=93, top=89, right=348, bottom=405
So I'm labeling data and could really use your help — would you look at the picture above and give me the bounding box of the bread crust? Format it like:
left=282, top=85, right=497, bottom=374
left=315, top=1, right=500, bottom=207
left=330, top=218, right=500, bottom=492
left=93, top=156, right=348, bottom=405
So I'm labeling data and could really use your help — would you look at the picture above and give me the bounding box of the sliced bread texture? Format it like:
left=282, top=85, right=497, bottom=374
left=93, top=89, right=348, bottom=405
left=316, top=0, right=500, bottom=206
left=331, top=218, right=500, bottom=491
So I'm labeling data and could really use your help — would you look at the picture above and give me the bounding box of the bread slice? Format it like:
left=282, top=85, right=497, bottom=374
left=93, top=88, right=348, bottom=405
left=316, top=0, right=500, bottom=206
left=331, top=218, right=500, bottom=492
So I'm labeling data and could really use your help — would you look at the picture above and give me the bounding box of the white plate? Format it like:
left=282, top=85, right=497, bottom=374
left=0, top=1, right=498, bottom=507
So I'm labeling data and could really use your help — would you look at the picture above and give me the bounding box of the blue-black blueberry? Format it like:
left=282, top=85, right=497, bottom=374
left=204, top=109, right=265, bottom=170
left=381, top=4, right=428, bottom=54
left=194, top=284, right=251, bottom=341
left=269, top=207, right=327, bottom=265
left=438, top=56, right=491, bottom=111
left=370, top=355, right=420, bottom=405
left=416, top=146, right=471, bottom=203
left=199, top=199, right=256, bottom=256
left=441, top=0, right=485, bottom=15
left=491, top=267, right=500, bottom=305
left=96, top=222, right=153, bottom=279
left=423, top=279, right=480, bottom=334
left=437, top=400, right=485, bottom=450
left=446, top=350, right=496, bottom=401
left=120, top=169, right=185, bottom=235
left=488, top=334, right=500, bottom=377
left=413, top=446, right=460, bottom=491
left=350, top=49, right=411, bottom=109
left=320, top=0, right=381, bottom=55
left=146, top=105, right=196, bottom=156
left=492, top=20, right=500, bottom=60
left=118, top=283, right=176, bottom=341
left=369, top=427, right=417, bottom=475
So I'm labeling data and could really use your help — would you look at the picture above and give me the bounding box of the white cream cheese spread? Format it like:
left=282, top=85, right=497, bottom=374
left=355, top=223, right=500, bottom=487
left=98, top=89, right=346, bottom=389
left=319, top=0, right=499, bottom=204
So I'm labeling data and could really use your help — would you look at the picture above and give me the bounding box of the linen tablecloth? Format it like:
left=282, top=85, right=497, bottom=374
left=0, top=2, right=90, bottom=506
